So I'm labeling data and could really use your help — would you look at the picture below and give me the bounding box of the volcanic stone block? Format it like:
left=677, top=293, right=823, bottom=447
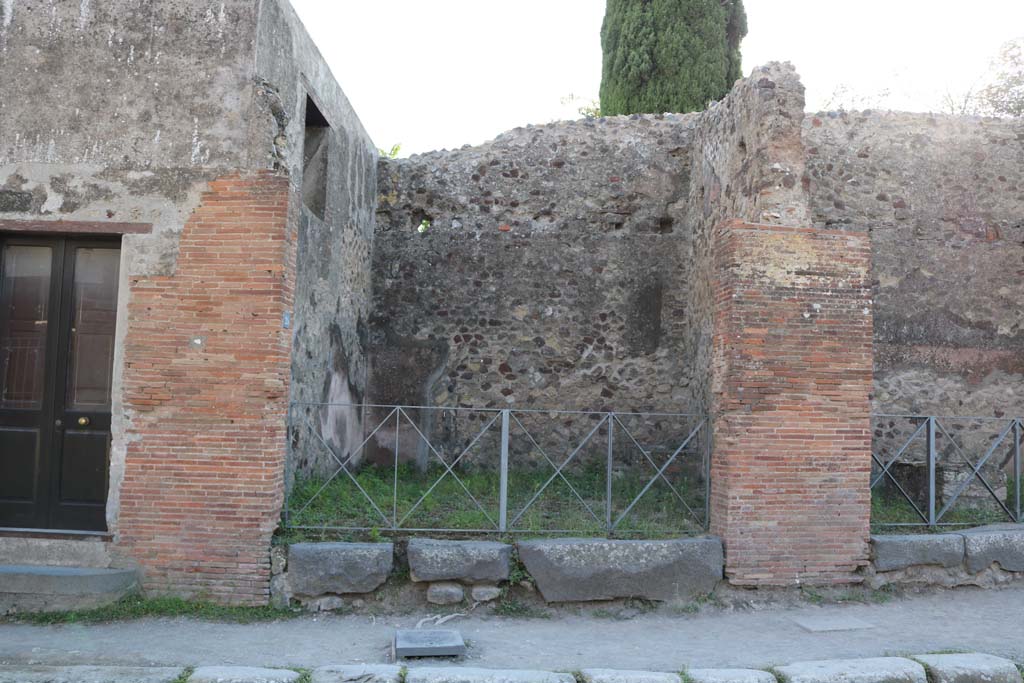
left=686, top=670, right=777, bottom=683
left=426, top=581, right=465, bottom=605
left=581, top=670, right=682, bottom=683
left=190, top=667, right=301, bottom=683
left=405, top=669, right=574, bottom=683
left=287, top=542, right=393, bottom=596
left=313, top=666, right=403, bottom=683
left=958, top=525, right=1024, bottom=573
left=516, top=537, right=722, bottom=602
left=775, top=658, right=926, bottom=683
left=407, top=539, right=512, bottom=583
left=871, top=534, right=965, bottom=572
left=914, top=653, right=1023, bottom=683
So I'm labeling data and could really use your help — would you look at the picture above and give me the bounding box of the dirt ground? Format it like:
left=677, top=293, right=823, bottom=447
left=2, top=583, right=1024, bottom=672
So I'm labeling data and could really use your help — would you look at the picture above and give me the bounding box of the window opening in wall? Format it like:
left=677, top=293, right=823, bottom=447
left=302, top=96, right=330, bottom=220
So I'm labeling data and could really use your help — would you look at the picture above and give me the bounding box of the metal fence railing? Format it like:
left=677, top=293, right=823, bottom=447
left=285, top=403, right=710, bottom=537
left=871, top=415, right=1022, bottom=529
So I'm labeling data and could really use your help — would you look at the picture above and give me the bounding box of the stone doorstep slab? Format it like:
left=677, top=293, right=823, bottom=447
left=189, top=666, right=302, bottom=683
left=404, top=668, right=576, bottom=683
left=0, top=665, right=184, bottom=683
left=312, top=665, right=403, bottom=683
left=913, top=653, right=1023, bottom=683
left=775, top=657, right=927, bottom=683
left=0, top=565, right=138, bottom=596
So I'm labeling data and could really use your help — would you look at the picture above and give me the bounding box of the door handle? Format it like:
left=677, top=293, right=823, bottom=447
left=77, top=417, right=90, bottom=427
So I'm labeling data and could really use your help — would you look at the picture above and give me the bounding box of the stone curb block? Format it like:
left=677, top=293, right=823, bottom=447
left=518, top=537, right=723, bottom=602
left=958, top=525, right=1024, bottom=573
left=408, top=539, right=512, bottom=583
left=581, top=669, right=682, bottom=683
left=688, top=669, right=778, bottom=683
left=0, top=665, right=184, bottom=683
left=287, top=542, right=394, bottom=596
left=913, top=653, right=1023, bottom=683
left=775, top=657, right=926, bottom=683
left=870, top=534, right=964, bottom=572
left=312, top=665, right=404, bottom=683
left=189, top=667, right=301, bottom=683
left=404, top=667, right=576, bottom=683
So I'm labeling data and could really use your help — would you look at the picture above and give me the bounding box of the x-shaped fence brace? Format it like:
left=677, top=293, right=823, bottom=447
left=870, top=416, right=1023, bottom=526
left=287, top=405, right=709, bottom=534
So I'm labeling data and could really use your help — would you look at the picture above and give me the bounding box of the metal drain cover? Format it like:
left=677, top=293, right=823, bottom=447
left=393, top=629, right=467, bottom=658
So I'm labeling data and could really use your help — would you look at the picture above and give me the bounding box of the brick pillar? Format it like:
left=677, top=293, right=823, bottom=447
left=709, top=220, right=873, bottom=585
left=116, top=172, right=294, bottom=605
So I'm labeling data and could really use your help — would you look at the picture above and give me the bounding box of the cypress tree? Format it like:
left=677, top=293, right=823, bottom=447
left=599, top=0, right=747, bottom=116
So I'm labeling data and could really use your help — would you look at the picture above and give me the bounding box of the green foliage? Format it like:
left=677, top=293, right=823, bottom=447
left=979, top=38, right=1024, bottom=117
left=379, top=143, right=402, bottom=159
left=599, top=0, right=747, bottom=115
left=171, top=668, right=195, bottom=683
left=3, top=594, right=301, bottom=625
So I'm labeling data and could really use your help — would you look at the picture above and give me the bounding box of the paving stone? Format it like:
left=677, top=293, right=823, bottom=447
left=408, top=539, right=512, bottom=583
left=427, top=581, right=465, bottom=605
left=312, top=665, right=403, bottom=683
left=0, top=666, right=183, bottom=683
left=791, top=615, right=874, bottom=633
left=913, top=653, right=1023, bottom=683
left=581, top=669, right=682, bottom=683
left=190, top=667, right=301, bottom=683
left=405, top=668, right=575, bottom=683
left=958, top=526, right=1024, bottom=573
left=517, top=537, right=722, bottom=602
left=471, top=584, right=503, bottom=602
left=287, top=542, right=393, bottom=596
left=776, top=658, right=926, bottom=683
left=871, top=534, right=964, bottom=572
left=393, top=629, right=467, bottom=658
left=687, top=669, right=777, bottom=683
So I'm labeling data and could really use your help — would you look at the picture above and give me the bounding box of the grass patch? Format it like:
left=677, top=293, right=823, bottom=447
left=171, top=668, right=194, bottom=683
left=295, top=669, right=312, bottom=683
left=492, top=596, right=549, bottom=619
left=800, top=587, right=825, bottom=605
left=3, top=594, right=302, bottom=625
left=282, top=459, right=707, bottom=541
left=870, top=486, right=1016, bottom=534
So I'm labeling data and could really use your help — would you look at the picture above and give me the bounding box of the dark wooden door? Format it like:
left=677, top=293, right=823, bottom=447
left=0, top=236, right=120, bottom=531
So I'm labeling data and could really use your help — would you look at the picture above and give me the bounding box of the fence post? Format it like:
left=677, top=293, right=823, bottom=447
left=928, top=416, right=937, bottom=527
left=283, top=402, right=293, bottom=529
left=499, top=409, right=510, bottom=532
left=606, top=413, right=614, bottom=533
left=704, top=418, right=711, bottom=531
left=1015, top=418, right=1022, bottom=523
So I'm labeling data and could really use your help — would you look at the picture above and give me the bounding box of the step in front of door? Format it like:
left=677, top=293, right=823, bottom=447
left=0, top=565, right=138, bottom=614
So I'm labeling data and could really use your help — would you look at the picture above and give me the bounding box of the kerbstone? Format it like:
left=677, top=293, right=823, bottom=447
left=517, top=537, right=722, bottom=602
left=408, top=539, right=512, bottom=583
left=871, top=534, right=964, bottom=572
left=687, top=670, right=777, bottom=683
left=312, top=665, right=403, bottom=683
left=581, top=669, right=682, bottom=683
left=776, top=658, right=926, bottom=683
left=914, top=653, right=1023, bottom=683
left=405, top=668, right=575, bottom=683
left=0, top=666, right=183, bottom=683
left=958, top=525, right=1024, bottom=573
left=190, top=666, right=301, bottom=683
left=287, top=543, right=393, bottom=596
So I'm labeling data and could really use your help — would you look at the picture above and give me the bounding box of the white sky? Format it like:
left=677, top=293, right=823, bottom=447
left=289, top=0, right=1024, bottom=156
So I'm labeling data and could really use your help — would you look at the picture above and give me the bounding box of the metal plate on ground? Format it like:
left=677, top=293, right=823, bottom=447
left=791, top=615, right=875, bottom=633
left=393, top=629, right=467, bottom=658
